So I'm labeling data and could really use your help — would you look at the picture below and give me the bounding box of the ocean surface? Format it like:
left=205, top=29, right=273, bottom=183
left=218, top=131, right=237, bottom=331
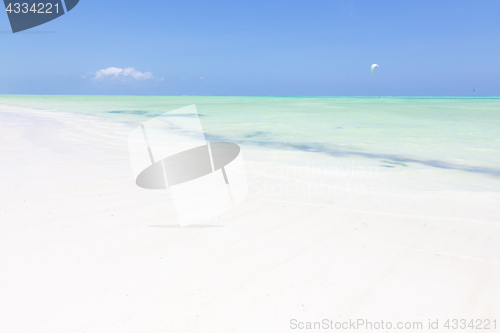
left=1, top=95, right=499, bottom=180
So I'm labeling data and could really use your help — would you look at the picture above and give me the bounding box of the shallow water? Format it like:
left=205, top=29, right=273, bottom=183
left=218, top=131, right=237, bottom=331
left=1, top=95, right=499, bottom=178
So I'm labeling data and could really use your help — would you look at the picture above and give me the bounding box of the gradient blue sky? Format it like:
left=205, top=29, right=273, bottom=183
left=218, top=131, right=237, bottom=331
left=1, top=0, right=499, bottom=96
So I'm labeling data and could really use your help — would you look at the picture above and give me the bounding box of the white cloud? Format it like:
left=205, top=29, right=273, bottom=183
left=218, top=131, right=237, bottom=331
left=94, top=67, right=155, bottom=82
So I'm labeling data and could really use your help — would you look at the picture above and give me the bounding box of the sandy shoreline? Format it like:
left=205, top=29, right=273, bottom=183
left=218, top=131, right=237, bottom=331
left=0, top=104, right=499, bottom=332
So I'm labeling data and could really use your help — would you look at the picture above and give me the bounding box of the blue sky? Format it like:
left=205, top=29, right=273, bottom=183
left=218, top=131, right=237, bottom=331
left=0, top=0, right=499, bottom=96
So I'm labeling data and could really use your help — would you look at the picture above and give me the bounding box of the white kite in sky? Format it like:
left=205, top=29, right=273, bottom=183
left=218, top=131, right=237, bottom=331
left=371, top=64, right=379, bottom=73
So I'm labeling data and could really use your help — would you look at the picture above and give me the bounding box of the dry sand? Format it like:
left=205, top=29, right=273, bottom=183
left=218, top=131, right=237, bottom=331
left=0, top=105, right=499, bottom=332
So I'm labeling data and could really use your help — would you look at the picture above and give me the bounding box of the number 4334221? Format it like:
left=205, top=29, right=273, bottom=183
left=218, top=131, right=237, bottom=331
left=444, top=319, right=496, bottom=330
left=6, top=3, right=59, bottom=14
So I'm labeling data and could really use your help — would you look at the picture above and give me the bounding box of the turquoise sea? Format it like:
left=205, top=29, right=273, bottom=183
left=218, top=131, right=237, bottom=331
left=1, top=95, right=499, bottom=179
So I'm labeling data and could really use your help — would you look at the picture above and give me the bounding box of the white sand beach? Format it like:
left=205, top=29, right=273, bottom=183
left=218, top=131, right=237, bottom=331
left=1, top=103, right=499, bottom=332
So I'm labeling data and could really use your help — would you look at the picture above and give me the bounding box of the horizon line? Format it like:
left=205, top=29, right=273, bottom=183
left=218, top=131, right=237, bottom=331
left=0, top=94, right=498, bottom=98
